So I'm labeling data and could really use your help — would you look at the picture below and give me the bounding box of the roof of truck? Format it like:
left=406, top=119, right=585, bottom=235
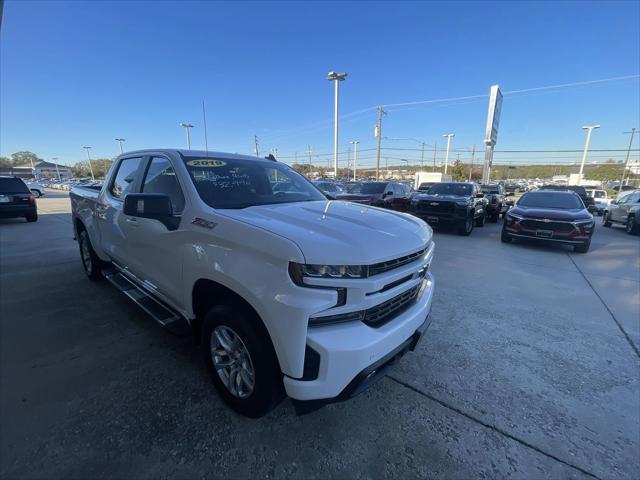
left=117, top=149, right=268, bottom=162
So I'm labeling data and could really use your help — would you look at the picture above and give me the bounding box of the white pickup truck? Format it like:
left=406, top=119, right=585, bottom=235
left=70, top=149, right=435, bottom=417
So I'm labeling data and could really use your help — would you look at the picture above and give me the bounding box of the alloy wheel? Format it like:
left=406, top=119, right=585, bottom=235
left=210, top=325, right=255, bottom=399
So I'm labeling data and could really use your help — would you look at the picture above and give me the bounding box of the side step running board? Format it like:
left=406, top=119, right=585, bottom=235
left=102, top=268, right=190, bottom=336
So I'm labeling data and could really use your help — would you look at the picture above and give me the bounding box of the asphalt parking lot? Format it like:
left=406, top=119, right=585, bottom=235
left=1, top=191, right=639, bottom=479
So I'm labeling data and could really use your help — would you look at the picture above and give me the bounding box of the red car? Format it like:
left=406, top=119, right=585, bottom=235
left=501, top=190, right=594, bottom=253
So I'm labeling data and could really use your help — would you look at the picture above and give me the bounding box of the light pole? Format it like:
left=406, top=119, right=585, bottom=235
left=115, top=138, right=125, bottom=154
left=620, top=128, right=637, bottom=187
left=578, top=125, right=600, bottom=184
left=52, top=157, right=61, bottom=181
left=82, top=146, right=95, bottom=180
left=443, top=133, right=454, bottom=175
left=328, top=71, right=347, bottom=178
left=350, top=140, right=359, bottom=181
left=180, top=123, right=194, bottom=149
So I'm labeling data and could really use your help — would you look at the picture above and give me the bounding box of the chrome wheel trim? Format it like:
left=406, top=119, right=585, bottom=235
left=80, top=236, right=92, bottom=274
left=210, top=325, right=255, bottom=399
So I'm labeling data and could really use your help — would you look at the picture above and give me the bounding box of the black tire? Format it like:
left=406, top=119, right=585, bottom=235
left=475, top=210, right=486, bottom=227
left=501, top=228, right=513, bottom=243
left=490, top=211, right=499, bottom=223
left=78, top=229, right=104, bottom=280
left=458, top=214, right=474, bottom=236
left=602, top=212, right=612, bottom=227
left=202, top=304, right=284, bottom=418
left=574, top=240, right=591, bottom=253
left=30, top=189, right=41, bottom=198
left=25, top=212, right=38, bottom=222
left=626, top=216, right=640, bottom=235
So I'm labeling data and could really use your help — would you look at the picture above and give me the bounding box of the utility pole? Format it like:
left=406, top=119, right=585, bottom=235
left=443, top=134, right=454, bottom=175
left=180, top=123, right=194, bottom=149
left=115, top=138, right=125, bottom=154
left=82, top=146, right=95, bottom=180
left=350, top=140, right=359, bottom=181
left=579, top=124, right=600, bottom=185
left=375, top=106, right=387, bottom=180
left=433, top=142, right=437, bottom=172
left=620, top=128, right=637, bottom=187
left=253, top=135, right=260, bottom=157
left=468, top=144, right=476, bottom=182
left=305, top=145, right=313, bottom=175
left=420, top=142, right=425, bottom=170
left=328, top=71, right=348, bottom=178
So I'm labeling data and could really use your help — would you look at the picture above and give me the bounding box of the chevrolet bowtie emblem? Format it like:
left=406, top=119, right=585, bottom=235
left=543, top=218, right=551, bottom=223
left=430, top=202, right=439, bottom=206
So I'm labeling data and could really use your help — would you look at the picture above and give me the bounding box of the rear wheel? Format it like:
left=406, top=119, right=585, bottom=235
left=475, top=210, right=486, bottom=227
left=30, top=189, right=41, bottom=198
left=25, top=212, right=38, bottom=222
left=626, top=216, right=640, bottom=235
left=490, top=211, right=499, bottom=223
left=458, top=214, right=474, bottom=236
left=78, top=229, right=104, bottom=280
left=202, top=304, right=284, bottom=418
left=602, top=212, right=612, bottom=227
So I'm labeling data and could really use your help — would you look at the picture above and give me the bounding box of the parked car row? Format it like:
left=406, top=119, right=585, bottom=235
left=43, top=179, right=104, bottom=191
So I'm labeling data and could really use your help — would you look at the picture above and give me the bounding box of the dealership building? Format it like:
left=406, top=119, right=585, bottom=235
left=0, top=161, right=73, bottom=180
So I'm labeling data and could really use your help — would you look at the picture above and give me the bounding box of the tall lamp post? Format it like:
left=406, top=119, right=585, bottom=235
left=328, top=71, right=347, bottom=178
left=52, top=157, right=61, bottom=181
left=115, top=138, right=126, bottom=154
left=180, top=123, right=194, bottom=149
left=82, top=146, right=95, bottom=180
left=350, top=140, right=359, bottom=181
left=579, top=125, right=600, bottom=184
left=442, top=133, right=454, bottom=175
left=620, top=128, right=637, bottom=187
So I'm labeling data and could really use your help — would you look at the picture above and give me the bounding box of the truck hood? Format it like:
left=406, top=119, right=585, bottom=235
left=413, top=193, right=470, bottom=204
left=220, top=200, right=431, bottom=265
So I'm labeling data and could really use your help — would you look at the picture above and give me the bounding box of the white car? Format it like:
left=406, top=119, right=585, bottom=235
left=586, top=189, right=610, bottom=215
left=70, top=149, right=435, bottom=417
left=26, top=181, right=45, bottom=197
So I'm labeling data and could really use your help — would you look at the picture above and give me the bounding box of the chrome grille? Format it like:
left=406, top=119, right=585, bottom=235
left=415, top=201, right=455, bottom=214
left=369, top=248, right=426, bottom=276
left=363, top=285, right=420, bottom=327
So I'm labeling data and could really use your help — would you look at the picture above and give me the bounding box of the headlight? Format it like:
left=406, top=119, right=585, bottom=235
left=289, top=262, right=367, bottom=285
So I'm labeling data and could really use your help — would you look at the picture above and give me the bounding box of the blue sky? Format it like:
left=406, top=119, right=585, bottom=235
left=1, top=0, right=639, bottom=168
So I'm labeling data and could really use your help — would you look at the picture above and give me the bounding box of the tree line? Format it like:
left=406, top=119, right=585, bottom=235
left=0, top=150, right=113, bottom=179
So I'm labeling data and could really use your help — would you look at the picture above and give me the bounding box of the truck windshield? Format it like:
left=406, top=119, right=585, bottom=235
left=481, top=185, right=500, bottom=194
left=518, top=192, right=583, bottom=209
left=182, top=157, right=326, bottom=209
left=359, top=183, right=387, bottom=194
left=427, top=183, right=472, bottom=196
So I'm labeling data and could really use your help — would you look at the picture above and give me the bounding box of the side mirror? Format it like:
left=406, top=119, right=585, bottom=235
left=325, top=193, right=337, bottom=200
left=123, top=193, right=178, bottom=230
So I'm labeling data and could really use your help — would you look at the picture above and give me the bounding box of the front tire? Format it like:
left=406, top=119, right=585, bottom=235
left=574, top=240, right=591, bottom=253
left=501, top=228, right=513, bottom=243
left=458, top=214, right=474, bottom=236
left=25, top=212, right=38, bottom=222
left=626, top=216, right=640, bottom=235
left=602, top=212, right=612, bottom=227
left=202, top=305, right=284, bottom=418
left=78, top=230, right=104, bottom=280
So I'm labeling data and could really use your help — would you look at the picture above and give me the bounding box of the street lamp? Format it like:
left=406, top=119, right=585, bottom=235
left=180, top=123, right=194, bottom=149
left=52, top=157, right=61, bottom=181
left=443, top=133, right=455, bottom=175
left=328, top=71, right=348, bottom=178
left=115, top=138, right=126, bottom=154
left=350, top=140, right=359, bottom=181
left=579, top=125, right=600, bottom=184
left=82, top=146, right=95, bottom=180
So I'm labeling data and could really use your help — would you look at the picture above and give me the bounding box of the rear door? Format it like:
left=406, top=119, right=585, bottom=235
left=610, top=193, right=631, bottom=223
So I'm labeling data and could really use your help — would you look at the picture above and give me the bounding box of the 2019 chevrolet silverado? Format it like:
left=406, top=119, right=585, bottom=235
left=409, top=182, right=488, bottom=235
left=603, top=190, right=640, bottom=235
left=70, top=150, right=436, bottom=417
left=0, top=176, right=38, bottom=222
left=502, top=190, right=594, bottom=252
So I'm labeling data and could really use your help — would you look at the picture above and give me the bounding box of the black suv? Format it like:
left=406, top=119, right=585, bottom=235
left=0, top=176, right=38, bottom=222
left=409, top=182, right=488, bottom=235
left=538, top=185, right=595, bottom=211
left=480, top=184, right=507, bottom=222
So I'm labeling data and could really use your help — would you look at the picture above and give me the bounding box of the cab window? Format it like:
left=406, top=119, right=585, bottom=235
left=142, top=157, right=185, bottom=212
left=110, top=157, right=143, bottom=199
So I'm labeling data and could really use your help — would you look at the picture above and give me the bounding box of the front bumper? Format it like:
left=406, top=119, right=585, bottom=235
left=283, top=271, right=435, bottom=401
left=410, top=205, right=468, bottom=226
